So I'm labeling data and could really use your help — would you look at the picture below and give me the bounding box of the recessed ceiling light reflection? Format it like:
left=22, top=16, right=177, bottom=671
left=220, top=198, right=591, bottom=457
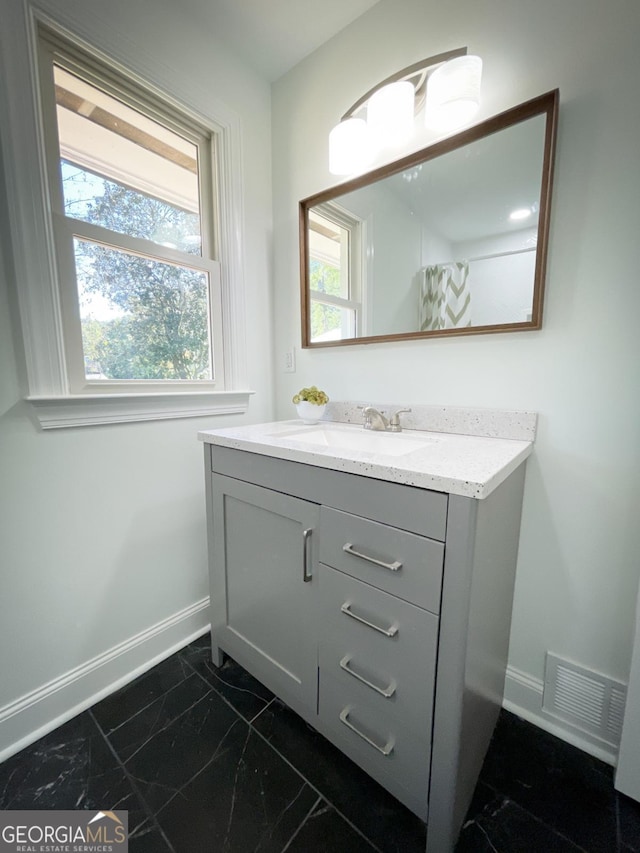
left=509, top=207, right=532, bottom=221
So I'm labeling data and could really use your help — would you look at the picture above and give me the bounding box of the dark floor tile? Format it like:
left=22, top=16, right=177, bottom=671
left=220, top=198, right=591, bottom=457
left=0, top=711, right=150, bottom=836
left=129, top=818, right=172, bottom=852
left=446, top=779, right=498, bottom=849
left=178, top=631, right=212, bottom=665
left=157, top=727, right=318, bottom=853
left=479, top=711, right=617, bottom=851
left=3, top=646, right=630, bottom=853
left=253, top=699, right=426, bottom=853
left=285, top=799, right=378, bottom=852
left=456, top=791, right=585, bottom=852
left=123, top=688, right=246, bottom=813
left=92, top=653, right=192, bottom=735
left=186, top=652, right=274, bottom=722
left=618, top=792, right=640, bottom=852
left=105, top=672, right=212, bottom=763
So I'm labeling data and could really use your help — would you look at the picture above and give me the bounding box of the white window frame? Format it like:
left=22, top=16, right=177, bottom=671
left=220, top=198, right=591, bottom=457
left=0, top=7, right=252, bottom=428
left=308, top=202, right=363, bottom=340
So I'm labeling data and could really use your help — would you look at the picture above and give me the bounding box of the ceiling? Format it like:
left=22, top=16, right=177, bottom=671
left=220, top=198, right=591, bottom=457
left=333, top=113, right=546, bottom=247
left=178, top=0, right=382, bottom=81
left=386, top=115, right=546, bottom=243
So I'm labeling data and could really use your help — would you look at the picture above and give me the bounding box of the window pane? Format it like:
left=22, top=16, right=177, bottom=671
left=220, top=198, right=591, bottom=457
left=74, top=239, right=212, bottom=380
left=61, top=160, right=202, bottom=254
left=310, top=299, right=355, bottom=342
left=309, top=211, right=349, bottom=299
left=309, top=258, right=343, bottom=298
left=54, top=65, right=203, bottom=254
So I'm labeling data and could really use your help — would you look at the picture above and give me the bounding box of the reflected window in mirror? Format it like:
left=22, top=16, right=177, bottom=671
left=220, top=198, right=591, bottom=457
left=308, top=203, right=362, bottom=342
left=300, top=90, right=558, bottom=348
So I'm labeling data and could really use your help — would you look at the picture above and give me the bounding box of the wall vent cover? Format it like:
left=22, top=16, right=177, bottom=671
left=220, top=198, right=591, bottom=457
left=542, top=652, right=627, bottom=747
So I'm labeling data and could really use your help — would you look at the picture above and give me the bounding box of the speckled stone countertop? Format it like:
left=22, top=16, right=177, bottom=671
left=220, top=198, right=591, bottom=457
left=198, top=404, right=536, bottom=499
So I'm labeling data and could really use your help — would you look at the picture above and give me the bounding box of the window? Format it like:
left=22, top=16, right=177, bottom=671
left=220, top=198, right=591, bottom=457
left=308, top=203, right=362, bottom=342
left=38, top=30, right=224, bottom=395
left=0, top=20, right=250, bottom=426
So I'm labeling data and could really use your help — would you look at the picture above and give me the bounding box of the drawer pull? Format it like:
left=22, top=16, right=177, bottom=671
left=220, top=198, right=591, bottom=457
left=302, top=528, right=312, bottom=582
left=340, top=602, right=398, bottom=638
left=340, top=655, right=397, bottom=698
left=339, top=706, right=394, bottom=756
left=342, top=543, right=402, bottom=572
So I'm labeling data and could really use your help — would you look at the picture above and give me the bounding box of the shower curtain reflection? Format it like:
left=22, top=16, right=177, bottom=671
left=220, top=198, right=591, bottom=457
left=419, top=261, right=471, bottom=331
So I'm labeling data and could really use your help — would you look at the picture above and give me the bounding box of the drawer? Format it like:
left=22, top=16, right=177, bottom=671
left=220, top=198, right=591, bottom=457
left=318, top=668, right=430, bottom=820
left=319, top=565, right=438, bottom=724
left=320, top=506, right=444, bottom=612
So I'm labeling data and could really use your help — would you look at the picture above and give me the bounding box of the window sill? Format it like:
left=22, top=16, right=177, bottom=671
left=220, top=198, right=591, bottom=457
left=27, top=390, right=254, bottom=429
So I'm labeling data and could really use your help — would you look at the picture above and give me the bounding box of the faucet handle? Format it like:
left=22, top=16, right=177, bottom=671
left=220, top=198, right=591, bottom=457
left=388, top=408, right=412, bottom=432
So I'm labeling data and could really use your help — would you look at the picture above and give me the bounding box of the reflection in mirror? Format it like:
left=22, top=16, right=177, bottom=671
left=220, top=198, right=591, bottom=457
left=300, top=90, right=558, bottom=347
left=308, top=205, right=360, bottom=340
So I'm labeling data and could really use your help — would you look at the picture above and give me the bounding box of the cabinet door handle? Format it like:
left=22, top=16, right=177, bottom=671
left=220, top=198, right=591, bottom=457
left=339, top=706, right=394, bottom=756
left=302, top=527, right=312, bottom=582
left=340, top=602, right=398, bottom=637
left=339, top=655, right=396, bottom=698
left=342, top=543, right=402, bottom=572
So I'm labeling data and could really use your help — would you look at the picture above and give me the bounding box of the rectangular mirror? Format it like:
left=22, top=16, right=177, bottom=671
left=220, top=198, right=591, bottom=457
left=300, top=90, right=558, bottom=347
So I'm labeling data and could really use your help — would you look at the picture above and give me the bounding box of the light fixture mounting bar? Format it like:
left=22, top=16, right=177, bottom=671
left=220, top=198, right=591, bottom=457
left=341, top=46, right=469, bottom=121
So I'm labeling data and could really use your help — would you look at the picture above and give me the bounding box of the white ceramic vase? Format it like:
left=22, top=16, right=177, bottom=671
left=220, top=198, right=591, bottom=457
left=295, top=401, right=326, bottom=425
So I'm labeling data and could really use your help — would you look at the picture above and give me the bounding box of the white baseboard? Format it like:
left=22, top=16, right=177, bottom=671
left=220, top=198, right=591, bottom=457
left=503, top=664, right=619, bottom=766
left=0, top=597, right=210, bottom=763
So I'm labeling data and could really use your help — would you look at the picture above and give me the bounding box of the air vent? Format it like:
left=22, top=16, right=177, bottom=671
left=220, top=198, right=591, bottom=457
left=542, top=652, right=627, bottom=746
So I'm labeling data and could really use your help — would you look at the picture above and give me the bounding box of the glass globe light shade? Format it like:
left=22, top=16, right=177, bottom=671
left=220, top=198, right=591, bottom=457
left=425, top=55, right=482, bottom=131
left=366, top=80, right=415, bottom=148
left=329, top=117, right=374, bottom=176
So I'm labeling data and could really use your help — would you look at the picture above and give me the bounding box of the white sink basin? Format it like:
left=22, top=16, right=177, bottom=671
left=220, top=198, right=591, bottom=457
left=276, top=424, right=438, bottom=457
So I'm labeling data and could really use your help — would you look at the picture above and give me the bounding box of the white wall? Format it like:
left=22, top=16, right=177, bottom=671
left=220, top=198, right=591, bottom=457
left=340, top=184, right=421, bottom=334
left=454, top=230, right=538, bottom=325
left=272, top=0, right=640, bottom=757
left=0, top=0, right=273, bottom=756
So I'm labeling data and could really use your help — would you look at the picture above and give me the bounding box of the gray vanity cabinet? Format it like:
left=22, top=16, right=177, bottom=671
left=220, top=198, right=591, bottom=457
left=205, top=442, right=527, bottom=853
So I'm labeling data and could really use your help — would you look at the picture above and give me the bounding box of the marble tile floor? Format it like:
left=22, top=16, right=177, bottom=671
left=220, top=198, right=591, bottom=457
left=1, top=633, right=639, bottom=852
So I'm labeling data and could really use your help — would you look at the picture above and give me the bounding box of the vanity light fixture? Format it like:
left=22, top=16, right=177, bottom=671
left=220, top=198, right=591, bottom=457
left=328, top=47, right=482, bottom=176
left=367, top=79, right=415, bottom=148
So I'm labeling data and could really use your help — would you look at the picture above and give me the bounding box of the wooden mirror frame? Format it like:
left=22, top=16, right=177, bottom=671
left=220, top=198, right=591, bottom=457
left=300, top=89, right=559, bottom=348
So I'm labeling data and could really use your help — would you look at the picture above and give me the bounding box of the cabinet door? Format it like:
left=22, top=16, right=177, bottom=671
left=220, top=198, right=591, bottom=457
left=210, top=474, right=319, bottom=715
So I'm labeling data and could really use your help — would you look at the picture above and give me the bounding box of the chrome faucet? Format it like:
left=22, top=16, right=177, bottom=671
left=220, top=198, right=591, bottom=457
left=362, top=406, right=412, bottom=432
left=362, top=406, right=389, bottom=431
